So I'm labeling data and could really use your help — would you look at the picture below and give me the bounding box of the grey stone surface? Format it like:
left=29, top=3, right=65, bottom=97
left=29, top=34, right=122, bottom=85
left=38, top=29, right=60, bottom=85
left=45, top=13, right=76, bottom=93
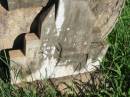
left=7, top=0, right=49, bottom=10
left=39, top=0, right=124, bottom=71
left=0, top=0, right=125, bottom=83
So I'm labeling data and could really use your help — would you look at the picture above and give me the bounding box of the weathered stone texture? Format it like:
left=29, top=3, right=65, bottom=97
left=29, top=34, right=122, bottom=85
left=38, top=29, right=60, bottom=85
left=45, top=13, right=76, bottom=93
left=89, top=0, right=124, bottom=39
left=8, top=0, right=49, bottom=10
left=0, top=0, right=125, bottom=83
left=0, top=5, right=42, bottom=50
left=39, top=0, right=124, bottom=72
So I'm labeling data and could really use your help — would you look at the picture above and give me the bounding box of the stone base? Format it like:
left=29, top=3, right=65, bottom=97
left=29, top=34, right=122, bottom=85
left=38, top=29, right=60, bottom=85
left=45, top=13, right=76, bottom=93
left=9, top=33, right=41, bottom=84
left=11, top=45, right=108, bottom=84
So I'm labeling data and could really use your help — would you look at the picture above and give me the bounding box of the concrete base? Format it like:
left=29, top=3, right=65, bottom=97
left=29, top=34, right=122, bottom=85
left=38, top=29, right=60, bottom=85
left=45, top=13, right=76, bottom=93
left=12, top=45, right=108, bottom=84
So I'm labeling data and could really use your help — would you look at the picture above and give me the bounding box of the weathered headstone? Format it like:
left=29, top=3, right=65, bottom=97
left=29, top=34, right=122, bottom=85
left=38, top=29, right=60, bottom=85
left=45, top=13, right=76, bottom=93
left=0, top=0, right=125, bottom=83
left=35, top=0, right=125, bottom=78
left=16, top=0, right=124, bottom=83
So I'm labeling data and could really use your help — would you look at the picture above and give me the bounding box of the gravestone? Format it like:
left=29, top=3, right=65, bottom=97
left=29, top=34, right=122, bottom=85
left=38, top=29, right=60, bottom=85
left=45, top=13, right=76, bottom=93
left=20, top=0, right=124, bottom=83
left=37, top=0, right=125, bottom=77
left=0, top=0, right=125, bottom=83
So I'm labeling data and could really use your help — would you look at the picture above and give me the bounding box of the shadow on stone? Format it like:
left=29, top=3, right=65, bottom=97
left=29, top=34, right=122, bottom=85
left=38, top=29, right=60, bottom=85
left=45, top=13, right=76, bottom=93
left=30, top=0, right=56, bottom=38
left=55, top=0, right=59, bottom=19
left=0, top=0, right=8, bottom=10
left=13, top=33, right=26, bottom=54
left=0, top=33, right=26, bottom=83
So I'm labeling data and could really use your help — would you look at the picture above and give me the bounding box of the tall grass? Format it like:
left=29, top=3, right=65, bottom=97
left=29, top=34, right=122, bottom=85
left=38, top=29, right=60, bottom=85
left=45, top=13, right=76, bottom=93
left=63, top=0, right=130, bottom=96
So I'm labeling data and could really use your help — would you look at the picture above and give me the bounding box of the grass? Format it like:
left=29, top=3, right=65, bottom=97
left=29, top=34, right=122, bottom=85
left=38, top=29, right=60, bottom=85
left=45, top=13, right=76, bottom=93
left=0, top=0, right=130, bottom=97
